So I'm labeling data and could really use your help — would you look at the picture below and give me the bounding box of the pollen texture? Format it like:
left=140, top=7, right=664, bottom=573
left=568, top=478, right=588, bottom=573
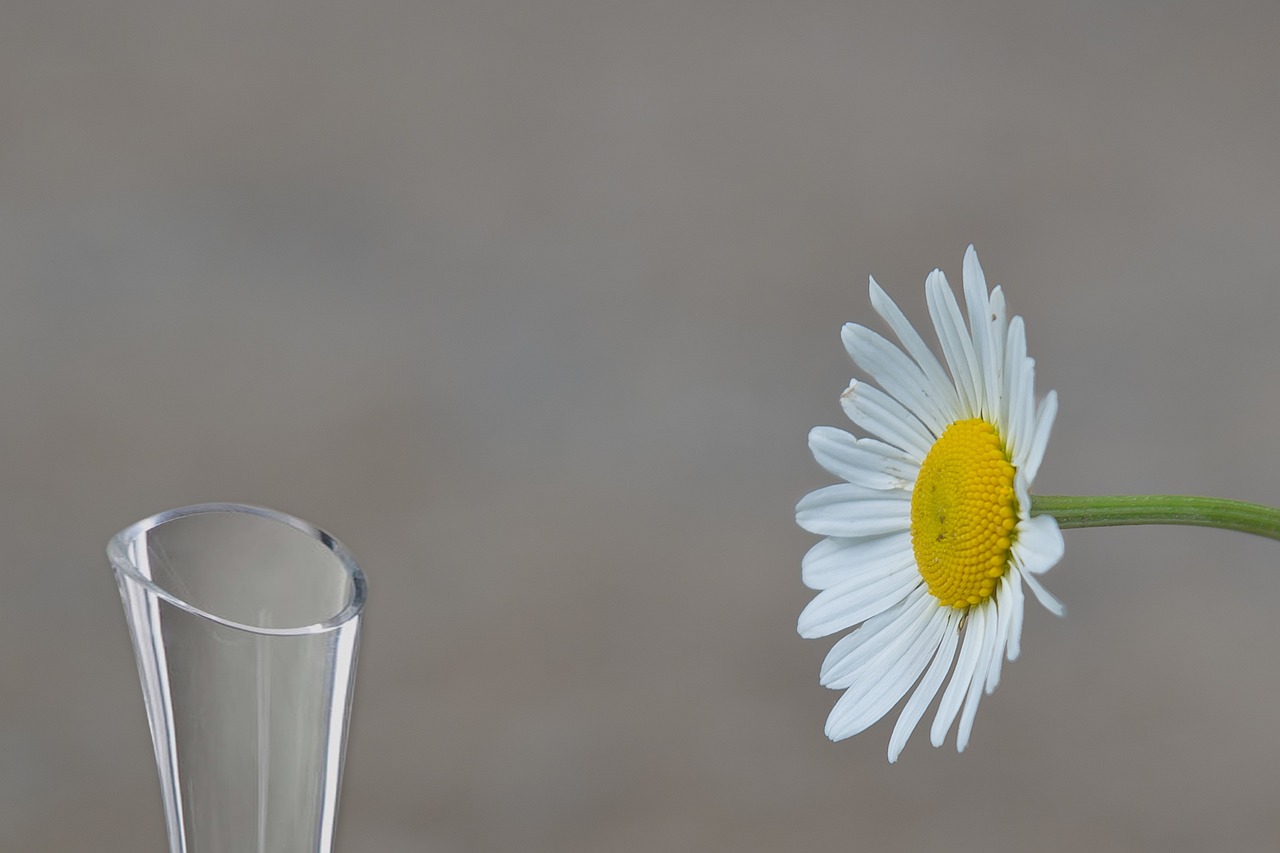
left=910, top=418, right=1018, bottom=608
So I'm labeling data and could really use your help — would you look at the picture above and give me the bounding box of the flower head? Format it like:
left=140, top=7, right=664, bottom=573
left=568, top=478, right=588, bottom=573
left=796, top=246, right=1064, bottom=761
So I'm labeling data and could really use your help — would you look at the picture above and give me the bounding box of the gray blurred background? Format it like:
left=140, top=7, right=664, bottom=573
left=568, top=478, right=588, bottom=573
left=3, top=2, right=1280, bottom=850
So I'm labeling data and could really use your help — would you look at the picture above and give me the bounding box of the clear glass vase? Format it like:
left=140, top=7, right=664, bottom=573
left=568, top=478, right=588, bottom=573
left=108, top=503, right=367, bottom=853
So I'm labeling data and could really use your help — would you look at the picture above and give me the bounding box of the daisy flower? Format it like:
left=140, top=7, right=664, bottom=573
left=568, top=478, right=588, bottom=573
left=796, top=246, right=1065, bottom=761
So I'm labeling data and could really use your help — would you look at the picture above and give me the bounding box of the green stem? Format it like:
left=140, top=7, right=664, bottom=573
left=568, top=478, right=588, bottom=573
left=1030, top=494, right=1280, bottom=542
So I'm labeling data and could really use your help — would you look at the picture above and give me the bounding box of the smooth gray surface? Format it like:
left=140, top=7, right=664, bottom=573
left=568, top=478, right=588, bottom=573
left=4, top=2, right=1280, bottom=850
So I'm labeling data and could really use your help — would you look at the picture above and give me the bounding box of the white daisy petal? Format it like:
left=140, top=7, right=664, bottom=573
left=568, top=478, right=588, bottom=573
left=841, top=324, right=952, bottom=435
left=1017, top=365, right=1037, bottom=467
left=1022, top=568, right=1066, bottom=616
left=986, top=287, right=1008, bottom=424
left=930, top=611, right=986, bottom=748
left=816, top=592, right=920, bottom=680
left=1005, top=567, right=1026, bottom=662
left=1016, top=473, right=1033, bottom=515
left=1010, top=513, right=1065, bottom=576
left=853, top=437, right=922, bottom=476
left=888, top=611, right=961, bottom=762
left=963, top=247, right=1007, bottom=423
left=798, top=247, right=1065, bottom=760
left=835, top=604, right=948, bottom=706
left=839, top=380, right=935, bottom=459
left=956, top=599, right=1003, bottom=752
left=868, top=277, right=961, bottom=418
left=821, top=588, right=933, bottom=688
left=796, top=569, right=920, bottom=639
left=987, top=286, right=1008, bottom=375
left=1022, top=389, right=1058, bottom=483
left=961, top=247, right=994, bottom=417
left=825, top=603, right=950, bottom=740
left=1001, top=316, right=1030, bottom=454
left=795, top=484, right=910, bottom=538
left=984, top=578, right=1014, bottom=693
left=808, top=426, right=917, bottom=491
left=926, top=269, right=984, bottom=419
left=801, top=531, right=915, bottom=590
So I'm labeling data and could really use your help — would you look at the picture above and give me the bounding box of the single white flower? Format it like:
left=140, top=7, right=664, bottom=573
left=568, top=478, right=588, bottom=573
left=796, top=246, right=1065, bottom=762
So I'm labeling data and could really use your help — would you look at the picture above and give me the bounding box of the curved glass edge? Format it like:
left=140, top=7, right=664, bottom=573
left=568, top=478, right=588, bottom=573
left=107, top=502, right=368, bottom=637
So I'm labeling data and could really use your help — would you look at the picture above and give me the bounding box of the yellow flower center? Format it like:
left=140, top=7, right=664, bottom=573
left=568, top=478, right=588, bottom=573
left=910, top=418, right=1018, bottom=608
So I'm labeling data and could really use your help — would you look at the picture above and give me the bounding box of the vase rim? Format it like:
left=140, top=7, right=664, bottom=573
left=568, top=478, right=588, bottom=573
left=108, top=502, right=367, bottom=636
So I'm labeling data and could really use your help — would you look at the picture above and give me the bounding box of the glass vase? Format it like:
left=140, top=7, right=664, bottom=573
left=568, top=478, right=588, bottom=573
left=108, top=503, right=367, bottom=853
